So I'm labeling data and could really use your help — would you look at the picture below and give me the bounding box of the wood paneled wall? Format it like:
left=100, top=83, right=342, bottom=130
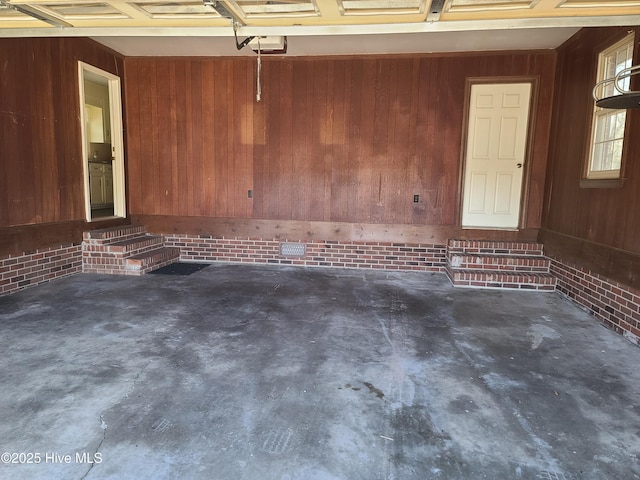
left=124, top=52, right=556, bottom=229
left=0, top=38, right=124, bottom=228
left=542, top=26, right=640, bottom=286
left=0, top=38, right=125, bottom=256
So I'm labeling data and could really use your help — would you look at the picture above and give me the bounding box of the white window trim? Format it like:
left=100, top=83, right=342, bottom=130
left=586, top=33, right=635, bottom=181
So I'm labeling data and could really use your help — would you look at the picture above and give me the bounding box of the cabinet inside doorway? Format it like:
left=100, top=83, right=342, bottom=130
left=89, top=162, right=114, bottom=207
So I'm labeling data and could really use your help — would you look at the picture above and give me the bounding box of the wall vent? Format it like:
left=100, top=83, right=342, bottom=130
left=280, top=242, right=306, bottom=257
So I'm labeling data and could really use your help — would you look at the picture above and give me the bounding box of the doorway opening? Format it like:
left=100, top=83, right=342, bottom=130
left=78, top=62, right=126, bottom=222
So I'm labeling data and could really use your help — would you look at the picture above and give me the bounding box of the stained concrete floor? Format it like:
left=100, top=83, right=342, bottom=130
left=0, top=264, right=639, bottom=480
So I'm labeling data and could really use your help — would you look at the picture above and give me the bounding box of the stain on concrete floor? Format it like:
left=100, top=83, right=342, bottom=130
left=0, top=264, right=639, bottom=480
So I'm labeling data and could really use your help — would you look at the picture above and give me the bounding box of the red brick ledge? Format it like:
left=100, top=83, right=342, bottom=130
left=0, top=243, right=82, bottom=295
left=163, top=235, right=447, bottom=272
left=550, top=258, right=640, bottom=347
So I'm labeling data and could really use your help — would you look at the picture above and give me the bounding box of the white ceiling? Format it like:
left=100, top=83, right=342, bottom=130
left=92, top=28, right=582, bottom=56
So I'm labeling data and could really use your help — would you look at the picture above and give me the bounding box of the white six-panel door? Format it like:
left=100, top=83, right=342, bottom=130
left=462, top=83, right=531, bottom=229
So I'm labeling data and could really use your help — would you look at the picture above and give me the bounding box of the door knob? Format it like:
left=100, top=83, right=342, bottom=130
left=517, top=163, right=523, bottom=168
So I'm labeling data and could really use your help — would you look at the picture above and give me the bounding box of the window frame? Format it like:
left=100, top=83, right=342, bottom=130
left=583, top=32, right=635, bottom=185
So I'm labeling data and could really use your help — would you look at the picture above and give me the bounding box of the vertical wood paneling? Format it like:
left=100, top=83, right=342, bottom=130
left=232, top=60, right=250, bottom=218
left=187, top=61, right=202, bottom=216
left=264, top=61, right=279, bottom=219
left=252, top=64, right=266, bottom=219
left=169, top=62, right=180, bottom=216
left=384, top=58, right=399, bottom=224
left=544, top=26, right=640, bottom=255
left=412, top=58, right=430, bottom=224
left=155, top=60, right=172, bottom=216
left=150, top=62, right=162, bottom=216
left=442, top=57, right=466, bottom=225
left=176, top=61, right=190, bottom=216
left=225, top=61, right=235, bottom=217
left=311, top=59, right=331, bottom=222
left=0, top=70, right=8, bottom=224
left=0, top=38, right=562, bottom=239
left=123, top=51, right=556, bottom=229
left=278, top=61, right=294, bottom=220
left=346, top=59, right=362, bottom=221
left=29, top=42, right=46, bottom=223
left=213, top=60, right=229, bottom=217
left=52, top=40, right=72, bottom=221
left=2, top=41, right=26, bottom=225
left=624, top=106, right=640, bottom=252
left=291, top=60, right=308, bottom=220
left=303, top=60, right=316, bottom=221
left=407, top=58, right=421, bottom=225
left=137, top=61, right=155, bottom=215
left=393, top=58, right=414, bottom=224
left=226, top=60, right=238, bottom=217
left=524, top=54, right=554, bottom=229
left=430, top=57, right=448, bottom=223
left=370, top=59, right=390, bottom=223
left=201, top=62, right=215, bottom=216
left=125, top=61, right=142, bottom=215
left=329, top=59, right=348, bottom=222
left=359, top=59, right=377, bottom=223
left=419, top=57, right=438, bottom=224
left=0, top=37, right=123, bottom=228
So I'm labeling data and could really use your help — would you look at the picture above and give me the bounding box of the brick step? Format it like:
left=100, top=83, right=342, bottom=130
left=82, top=224, right=180, bottom=275
left=446, top=268, right=556, bottom=291
left=124, top=247, right=181, bottom=275
left=447, top=239, right=544, bottom=256
left=94, top=235, right=164, bottom=255
left=448, top=253, right=550, bottom=272
left=83, top=224, right=148, bottom=245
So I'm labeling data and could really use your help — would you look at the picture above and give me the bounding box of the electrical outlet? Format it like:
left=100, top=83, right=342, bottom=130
left=413, top=194, right=419, bottom=203
left=248, top=190, right=253, bottom=198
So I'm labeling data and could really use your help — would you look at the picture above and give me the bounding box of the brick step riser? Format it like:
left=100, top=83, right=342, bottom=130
left=83, top=243, right=165, bottom=262
left=87, top=235, right=147, bottom=247
left=448, top=272, right=556, bottom=285
left=450, top=264, right=551, bottom=273
left=448, top=259, right=550, bottom=274
left=445, top=269, right=556, bottom=291
left=125, top=248, right=181, bottom=271
left=447, top=240, right=544, bottom=258
left=444, top=240, right=555, bottom=291
left=84, top=237, right=164, bottom=255
left=119, top=241, right=165, bottom=257
left=447, top=249, right=544, bottom=257
left=138, top=256, right=181, bottom=275
left=82, top=225, right=179, bottom=275
left=448, top=281, right=556, bottom=291
left=83, top=226, right=147, bottom=243
left=446, top=267, right=556, bottom=283
left=448, top=239, right=544, bottom=251
left=84, top=247, right=180, bottom=276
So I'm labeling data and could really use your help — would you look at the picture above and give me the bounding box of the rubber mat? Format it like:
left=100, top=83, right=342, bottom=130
left=149, top=263, right=210, bottom=276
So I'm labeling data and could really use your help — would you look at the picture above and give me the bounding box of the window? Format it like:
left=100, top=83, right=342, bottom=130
left=587, top=33, right=634, bottom=180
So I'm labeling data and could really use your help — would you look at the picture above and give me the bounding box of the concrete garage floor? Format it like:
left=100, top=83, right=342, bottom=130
left=0, top=265, right=639, bottom=480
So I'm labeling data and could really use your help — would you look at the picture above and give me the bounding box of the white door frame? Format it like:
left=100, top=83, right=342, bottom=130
left=458, top=77, right=538, bottom=230
left=78, top=61, right=126, bottom=221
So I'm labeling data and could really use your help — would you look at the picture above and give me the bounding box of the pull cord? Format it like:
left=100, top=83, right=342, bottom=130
left=256, top=38, right=262, bottom=103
